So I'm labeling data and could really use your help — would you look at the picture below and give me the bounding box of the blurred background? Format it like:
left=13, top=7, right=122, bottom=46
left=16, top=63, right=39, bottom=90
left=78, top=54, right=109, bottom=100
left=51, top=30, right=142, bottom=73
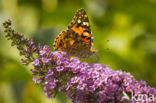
left=0, top=0, right=156, bottom=103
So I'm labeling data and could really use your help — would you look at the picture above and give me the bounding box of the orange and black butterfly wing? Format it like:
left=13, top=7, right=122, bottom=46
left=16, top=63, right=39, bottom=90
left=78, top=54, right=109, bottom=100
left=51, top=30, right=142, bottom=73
left=53, top=30, right=68, bottom=51
left=53, top=9, right=96, bottom=58
left=68, top=8, right=91, bottom=31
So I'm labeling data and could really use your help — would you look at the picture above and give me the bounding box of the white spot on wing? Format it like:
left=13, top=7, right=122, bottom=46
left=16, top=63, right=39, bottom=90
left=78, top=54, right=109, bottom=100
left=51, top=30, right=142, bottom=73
left=83, top=22, right=89, bottom=26
left=78, top=19, right=81, bottom=23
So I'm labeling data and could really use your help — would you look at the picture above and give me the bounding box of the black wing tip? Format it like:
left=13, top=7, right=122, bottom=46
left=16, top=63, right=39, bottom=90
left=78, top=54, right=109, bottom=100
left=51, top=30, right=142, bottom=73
left=76, top=8, right=86, bottom=13
left=78, top=8, right=85, bottom=11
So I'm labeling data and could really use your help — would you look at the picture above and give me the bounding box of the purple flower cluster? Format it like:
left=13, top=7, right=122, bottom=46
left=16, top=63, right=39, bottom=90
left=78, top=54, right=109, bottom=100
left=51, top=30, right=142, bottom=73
left=31, top=47, right=156, bottom=102
left=3, top=20, right=156, bottom=103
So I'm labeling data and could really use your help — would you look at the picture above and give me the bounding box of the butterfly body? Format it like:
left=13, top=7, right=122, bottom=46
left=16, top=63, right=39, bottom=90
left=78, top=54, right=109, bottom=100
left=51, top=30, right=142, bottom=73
left=53, top=9, right=96, bottom=58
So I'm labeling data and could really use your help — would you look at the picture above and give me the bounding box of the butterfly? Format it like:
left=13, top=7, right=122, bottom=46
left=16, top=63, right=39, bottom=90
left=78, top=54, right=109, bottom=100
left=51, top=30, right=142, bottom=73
left=53, top=8, right=96, bottom=58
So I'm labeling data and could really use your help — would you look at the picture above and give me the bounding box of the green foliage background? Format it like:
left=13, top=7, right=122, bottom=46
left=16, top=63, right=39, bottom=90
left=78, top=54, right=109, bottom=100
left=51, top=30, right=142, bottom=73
left=0, top=0, right=156, bottom=103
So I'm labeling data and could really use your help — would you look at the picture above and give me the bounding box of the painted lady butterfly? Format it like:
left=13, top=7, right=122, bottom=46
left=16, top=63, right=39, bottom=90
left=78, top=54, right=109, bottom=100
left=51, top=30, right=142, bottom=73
left=53, top=8, right=96, bottom=58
